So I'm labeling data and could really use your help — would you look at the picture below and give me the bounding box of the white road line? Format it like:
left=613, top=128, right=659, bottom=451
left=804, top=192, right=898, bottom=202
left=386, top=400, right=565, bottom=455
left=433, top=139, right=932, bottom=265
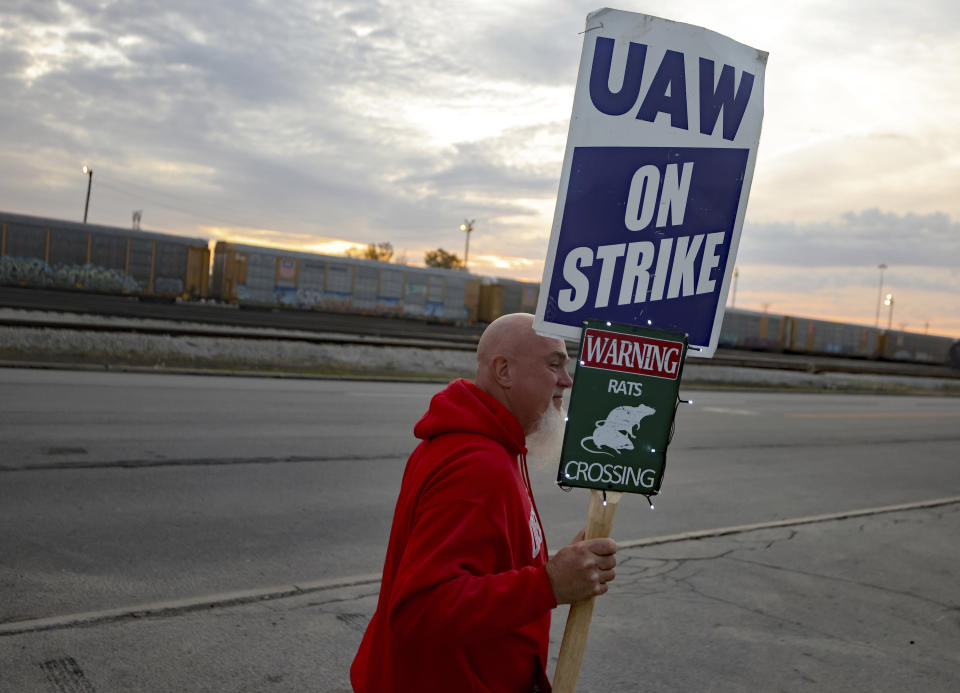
left=616, top=495, right=960, bottom=549
left=701, top=407, right=759, bottom=415
left=3, top=495, right=959, bottom=637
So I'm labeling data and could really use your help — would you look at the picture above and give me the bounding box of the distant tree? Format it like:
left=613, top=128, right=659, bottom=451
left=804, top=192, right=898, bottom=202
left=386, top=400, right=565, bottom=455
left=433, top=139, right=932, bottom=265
left=346, top=242, right=394, bottom=262
left=424, top=248, right=463, bottom=269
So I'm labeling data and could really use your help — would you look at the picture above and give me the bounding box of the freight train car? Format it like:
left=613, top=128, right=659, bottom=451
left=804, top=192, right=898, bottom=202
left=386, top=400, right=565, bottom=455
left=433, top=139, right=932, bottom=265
left=212, top=241, right=493, bottom=322
left=781, top=315, right=881, bottom=358
left=950, top=341, right=960, bottom=369
left=779, top=314, right=956, bottom=364
left=718, top=308, right=786, bottom=351
left=500, top=278, right=540, bottom=316
left=0, top=211, right=209, bottom=298
left=875, top=328, right=956, bottom=364
left=474, top=278, right=540, bottom=323
left=4, top=211, right=956, bottom=366
left=717, top=308, right=957, bottom=366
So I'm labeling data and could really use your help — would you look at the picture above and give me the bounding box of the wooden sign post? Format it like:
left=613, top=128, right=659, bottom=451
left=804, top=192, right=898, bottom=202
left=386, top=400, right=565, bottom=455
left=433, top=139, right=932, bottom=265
left=551, top=320, right=688, bottom=690
left=553, top=489, right=623, bottom=693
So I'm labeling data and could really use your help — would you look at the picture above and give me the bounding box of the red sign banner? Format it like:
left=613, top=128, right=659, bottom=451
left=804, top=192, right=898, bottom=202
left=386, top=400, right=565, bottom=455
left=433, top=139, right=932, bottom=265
left=580, top=328, right=684, bottom=379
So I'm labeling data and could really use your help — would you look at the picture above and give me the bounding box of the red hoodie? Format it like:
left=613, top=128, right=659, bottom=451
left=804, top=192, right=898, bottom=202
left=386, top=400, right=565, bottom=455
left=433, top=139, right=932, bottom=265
left=351, top=378, right=556, bottom=692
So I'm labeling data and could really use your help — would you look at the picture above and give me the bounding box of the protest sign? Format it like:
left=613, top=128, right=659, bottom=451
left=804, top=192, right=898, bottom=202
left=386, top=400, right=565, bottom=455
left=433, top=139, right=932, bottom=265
left=534, top=8, right=767, bottom=357
left=546, top=11, right=767, bottom=690
left=558, top=320, right=687, bottom=496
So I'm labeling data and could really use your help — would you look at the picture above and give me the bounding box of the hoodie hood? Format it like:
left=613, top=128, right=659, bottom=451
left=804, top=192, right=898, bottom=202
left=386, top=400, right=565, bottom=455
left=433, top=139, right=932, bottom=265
left=414, top=378, right=526, bottom=457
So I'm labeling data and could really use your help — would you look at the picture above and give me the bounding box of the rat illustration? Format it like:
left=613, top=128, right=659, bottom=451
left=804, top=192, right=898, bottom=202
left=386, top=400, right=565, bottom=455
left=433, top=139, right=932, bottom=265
left=580, top=404, right=656, bottom=456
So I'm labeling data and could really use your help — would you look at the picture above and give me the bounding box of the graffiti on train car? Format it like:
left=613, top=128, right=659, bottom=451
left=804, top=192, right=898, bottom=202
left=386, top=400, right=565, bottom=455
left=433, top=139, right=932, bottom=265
left=0, top=256, right=47, bottom=286
left=0, top=256, right=141, bottom=293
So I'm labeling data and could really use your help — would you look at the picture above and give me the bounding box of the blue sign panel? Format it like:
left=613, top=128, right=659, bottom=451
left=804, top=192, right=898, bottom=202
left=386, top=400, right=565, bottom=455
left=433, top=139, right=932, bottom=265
left=534, top=9, right=766, bottom=357
left=542, top=146, right=748, bottom=347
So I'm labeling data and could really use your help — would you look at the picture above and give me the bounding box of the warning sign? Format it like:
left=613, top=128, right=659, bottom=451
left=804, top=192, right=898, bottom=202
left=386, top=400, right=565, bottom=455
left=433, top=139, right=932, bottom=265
left=558, top=320, right=687, bottom=495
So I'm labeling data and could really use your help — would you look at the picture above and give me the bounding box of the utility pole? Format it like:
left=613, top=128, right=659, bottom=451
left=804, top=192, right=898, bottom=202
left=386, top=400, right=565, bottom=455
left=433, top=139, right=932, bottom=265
left=875, top=264, right=888, bottom=328
left=82, top=166, right=94, bottom=223
left=459, top=219, right=475, bottom=271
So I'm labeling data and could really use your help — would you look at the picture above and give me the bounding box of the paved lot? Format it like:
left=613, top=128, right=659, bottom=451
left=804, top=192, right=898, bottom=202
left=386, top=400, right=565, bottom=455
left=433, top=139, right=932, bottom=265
left=2, top=501, right=958, bottom=692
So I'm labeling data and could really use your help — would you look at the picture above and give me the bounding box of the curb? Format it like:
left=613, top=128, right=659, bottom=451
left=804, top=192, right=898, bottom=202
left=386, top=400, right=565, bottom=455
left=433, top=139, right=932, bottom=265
left=4, top=496, right=957, bottom=637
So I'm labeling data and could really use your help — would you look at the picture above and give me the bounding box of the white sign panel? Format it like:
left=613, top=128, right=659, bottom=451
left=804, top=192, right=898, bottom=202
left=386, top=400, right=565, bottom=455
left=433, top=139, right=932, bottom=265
left=534, top=9, right=767, bottom=357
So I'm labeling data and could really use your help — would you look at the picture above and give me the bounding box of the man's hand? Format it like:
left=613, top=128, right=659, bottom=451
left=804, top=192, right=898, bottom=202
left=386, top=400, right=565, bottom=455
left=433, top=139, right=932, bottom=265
left=545, top=529, right=617, bottom=604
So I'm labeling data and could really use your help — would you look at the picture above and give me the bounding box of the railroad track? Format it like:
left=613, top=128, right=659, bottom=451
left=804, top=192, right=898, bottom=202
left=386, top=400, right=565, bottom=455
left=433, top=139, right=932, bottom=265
left=3, top=314, right=959, bottom=380
left=0, top=315, right=477, bottom=351
left=0, top=286, right=485, bottom=345
left=2, top=286, right=958, bottom=379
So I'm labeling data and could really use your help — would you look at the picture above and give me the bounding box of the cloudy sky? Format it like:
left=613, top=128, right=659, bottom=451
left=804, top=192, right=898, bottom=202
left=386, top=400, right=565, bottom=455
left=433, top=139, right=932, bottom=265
left=2, top=0, right=958, bottom=337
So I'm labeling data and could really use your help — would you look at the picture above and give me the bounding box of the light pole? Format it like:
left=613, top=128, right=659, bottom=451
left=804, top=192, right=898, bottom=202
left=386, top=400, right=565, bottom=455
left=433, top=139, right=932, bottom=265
left=730, top=266, right=739, bottom=307
left=883, top=293, right=894, bottom=331
left=82, top=165, right=94, bottom=223
left=459, top=219, right=475, bottom=271
left=874, top=263, right=888, bottom=328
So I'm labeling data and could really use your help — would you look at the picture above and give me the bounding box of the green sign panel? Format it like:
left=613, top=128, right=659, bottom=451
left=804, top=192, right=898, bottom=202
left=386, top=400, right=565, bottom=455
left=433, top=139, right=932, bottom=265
left=557, top=320, right=688, bottom=496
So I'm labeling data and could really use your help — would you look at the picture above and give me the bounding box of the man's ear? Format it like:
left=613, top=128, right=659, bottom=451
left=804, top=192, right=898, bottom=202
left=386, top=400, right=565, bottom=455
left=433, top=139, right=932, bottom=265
left=492, top=355, right=512, bottom=388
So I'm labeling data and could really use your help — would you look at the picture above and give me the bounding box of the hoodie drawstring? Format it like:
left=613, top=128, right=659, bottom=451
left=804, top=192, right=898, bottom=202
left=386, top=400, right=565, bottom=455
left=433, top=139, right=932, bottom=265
left=519, top=451, right=548, bottom=557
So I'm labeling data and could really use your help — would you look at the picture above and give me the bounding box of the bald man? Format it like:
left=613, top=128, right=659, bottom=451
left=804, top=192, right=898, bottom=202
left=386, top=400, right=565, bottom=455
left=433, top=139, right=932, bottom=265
left=351, top=313, right=617, bottom=693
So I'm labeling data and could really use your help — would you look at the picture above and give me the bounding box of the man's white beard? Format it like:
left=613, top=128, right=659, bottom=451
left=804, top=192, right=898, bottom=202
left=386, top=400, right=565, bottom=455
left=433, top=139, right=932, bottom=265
left=525, top=404, right=567, bottom=470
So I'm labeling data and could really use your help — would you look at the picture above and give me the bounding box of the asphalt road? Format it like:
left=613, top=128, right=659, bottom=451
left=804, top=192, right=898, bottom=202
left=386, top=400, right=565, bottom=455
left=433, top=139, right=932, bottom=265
left=2, top=367, right=959, bottom=619
left=1, top=368, right=959, bottom=691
